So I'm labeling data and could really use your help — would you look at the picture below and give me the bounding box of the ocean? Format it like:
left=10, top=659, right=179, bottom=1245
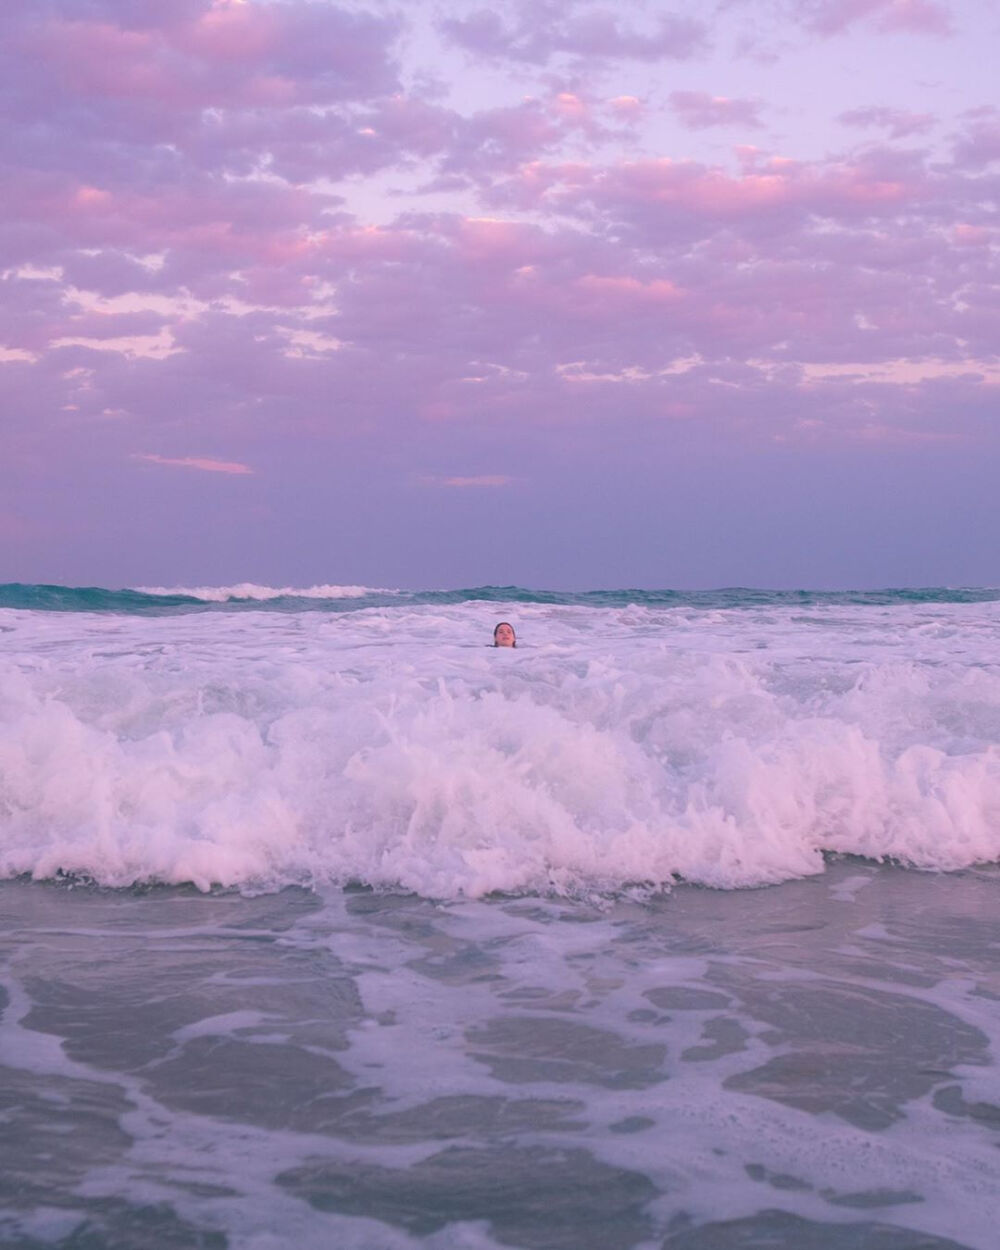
left=1, top=584, right=998, bottom=1248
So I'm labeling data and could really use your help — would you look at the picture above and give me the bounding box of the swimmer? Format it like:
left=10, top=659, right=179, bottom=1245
left=493, top=621, right=516, bottom=647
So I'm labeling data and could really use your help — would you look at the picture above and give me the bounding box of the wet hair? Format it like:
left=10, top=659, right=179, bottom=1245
left=493, top=621, right=516, bottom=647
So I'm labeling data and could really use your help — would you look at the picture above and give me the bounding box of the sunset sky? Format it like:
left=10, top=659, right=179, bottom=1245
left=2, top=0, right=997, bottom=589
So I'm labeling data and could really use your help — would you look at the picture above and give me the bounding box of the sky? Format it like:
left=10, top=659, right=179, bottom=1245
left=1, top=0, right=998, bottom=590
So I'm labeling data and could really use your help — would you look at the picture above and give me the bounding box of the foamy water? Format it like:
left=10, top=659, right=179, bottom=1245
left=2, top=588, right=998, bottom=894
left=3, top=865, right=999, bottom=1248
left=135, top=582, right=389, bottom=601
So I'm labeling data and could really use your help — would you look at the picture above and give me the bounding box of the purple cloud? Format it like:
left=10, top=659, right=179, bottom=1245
left=669, top=91, right=765, bottom=130
left=422, top=474, right=516, bottom=488
left=792, top=0, right=953, bottom=36
left=134, top=453, right=254, bottom=475
left=440, top=3, right=707, bottom=64
left=14, top=2, right=400, bottom=110
left=951, top=108, right=1000, bottom=168
left=838, top=105, right=935, bottom=139
left=1, top=0, right=996, bottom=588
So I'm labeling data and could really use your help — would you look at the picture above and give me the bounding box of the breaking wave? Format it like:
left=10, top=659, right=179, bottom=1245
left=1, top=590, right=998, bottom=896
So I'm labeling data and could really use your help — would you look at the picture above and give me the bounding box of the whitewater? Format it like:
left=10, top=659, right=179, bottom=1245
left=4, top=584, right=1000, bottom=1250
left=1, top=583, right=998, bottom=895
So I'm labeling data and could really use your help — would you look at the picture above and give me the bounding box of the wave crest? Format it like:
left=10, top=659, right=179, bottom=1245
left=2, top=624, right=998, bottom=895
left=134, top=583, right=393, bottom=601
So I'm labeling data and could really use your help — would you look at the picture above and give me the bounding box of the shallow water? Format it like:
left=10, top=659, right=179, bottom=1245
left=2, top=862, right=998, bottom=1249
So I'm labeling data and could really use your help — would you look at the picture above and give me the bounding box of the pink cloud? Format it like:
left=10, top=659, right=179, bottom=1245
left=575, top=275, right=682, bottom=305
left=435, top=95, right=586, bottom=182
left=6, top=163, right=989, bottom=434
left=54, top=309, right=168, bottom=342
left=133, top=453, right=254, bottom=475
left=424, top=474, right=515, bottom=488
left=876, top=0, right=953, bottom=34
left=0, top=346, right=39, bottom=363
left=522, top=153, right=924, bottom=234
left=2, top=169, right=337, bottom=287
left=19, top=3, right=399, bottom=110
left=553, top=92, right=589, bottom=123
left=952, top=224, right=992, bottom=247
left=669, top=91, right=764, bottom=130
left=608, top=95, right=644, bottom=122
left=181, top=3, right=285, bottom=63
left=450, top=216, right=557, bottom=265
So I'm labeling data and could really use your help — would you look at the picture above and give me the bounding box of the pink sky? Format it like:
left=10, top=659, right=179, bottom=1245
left=1, top=0, right=997, bottom=588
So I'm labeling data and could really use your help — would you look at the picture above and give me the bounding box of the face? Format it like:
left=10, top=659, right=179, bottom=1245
left=494, top=623, right=516, bottom=647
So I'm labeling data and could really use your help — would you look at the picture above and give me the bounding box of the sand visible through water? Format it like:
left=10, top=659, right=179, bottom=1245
left=2, top=860, right=998, bottom=1249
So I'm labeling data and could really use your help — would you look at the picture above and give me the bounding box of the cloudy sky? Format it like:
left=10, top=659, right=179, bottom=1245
left=2, top=0, right=997, bottom=589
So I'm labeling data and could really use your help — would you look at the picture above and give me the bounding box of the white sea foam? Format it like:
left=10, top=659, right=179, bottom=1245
left=1, top=599, right=998, bottom=895
left=134, top=582, right=392, bottom=601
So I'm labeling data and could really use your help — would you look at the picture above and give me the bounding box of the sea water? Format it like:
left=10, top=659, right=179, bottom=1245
left=1, top=584, right=998, bottom=1248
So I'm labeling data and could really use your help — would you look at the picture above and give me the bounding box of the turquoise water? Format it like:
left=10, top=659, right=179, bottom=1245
left=1, top=582, right=998, bottom=615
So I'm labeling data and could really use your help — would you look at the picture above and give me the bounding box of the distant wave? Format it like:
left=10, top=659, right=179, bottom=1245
left=0, top=582, right=400, bottom=614
left=135, top=583, right=393, bottom=602
left=0, top=582, right=998, bottom=615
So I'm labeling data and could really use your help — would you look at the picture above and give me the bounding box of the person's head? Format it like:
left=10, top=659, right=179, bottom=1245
left=493, top=621, right=516, bottom=647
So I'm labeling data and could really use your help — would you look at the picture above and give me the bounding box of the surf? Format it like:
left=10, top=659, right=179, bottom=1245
left=2, top=588, right=998, bottom=895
